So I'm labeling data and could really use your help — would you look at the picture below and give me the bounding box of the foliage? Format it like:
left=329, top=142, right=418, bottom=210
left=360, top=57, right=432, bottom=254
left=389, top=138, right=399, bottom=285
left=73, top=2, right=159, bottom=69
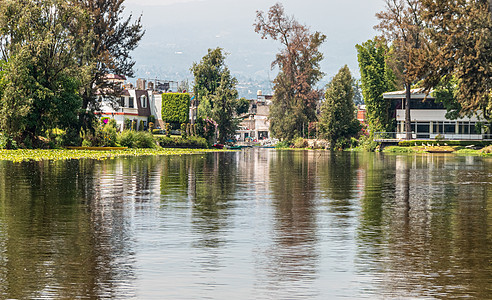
left=293, top=137, right=308, bottom=148
left=81, top=119, right=118, bottom=147
left=155, top=136, right=208, bottom=149
left=117, top=130, right=156, bottom=148
left=236, top=98, right=250, bottom=115
left=0, top=0, right=85, bottom=144
left=161, top=93, right=190, bottom=129
left=356, top=37, right=396, bottom=133
left=419, top=0, right=492, bottom=119
left=432, top=77, right=462, bottom=120
left=75, top=0, right=144, bottom=125
left=254, top=3, right=326, bottom=141
left=181, top=123, right=187, bottom=138
left=352, top=80, right=364, bottom=106
left=275, top=141, right=291, bottom=149
left=383, top=146, right=417, bottom=153
left=320, top=65, right=361, bottom=148
left=0, top=148, right=223, bottom=163
left=191, top=48, right=240, bottom=144
left=376, top=0, right=428, bottom=139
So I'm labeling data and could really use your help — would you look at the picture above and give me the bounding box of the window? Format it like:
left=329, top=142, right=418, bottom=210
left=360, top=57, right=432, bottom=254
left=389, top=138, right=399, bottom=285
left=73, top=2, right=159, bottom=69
left=140, top=96, right=147, bottom=108
left=444, top=122, right=455, bottom=134
left=129, top=97, right=134, bottom=108
left=120, top=97, right=125, bottom=107
left=417, top=123, right=430, bottom=133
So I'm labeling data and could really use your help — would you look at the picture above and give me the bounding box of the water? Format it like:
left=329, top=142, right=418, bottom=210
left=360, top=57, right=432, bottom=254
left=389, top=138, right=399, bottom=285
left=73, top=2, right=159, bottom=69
left=0, top=150, right=490, bottom=299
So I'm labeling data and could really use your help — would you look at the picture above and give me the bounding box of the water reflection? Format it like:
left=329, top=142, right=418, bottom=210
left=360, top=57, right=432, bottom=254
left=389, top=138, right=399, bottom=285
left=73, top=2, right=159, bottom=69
left=357, top=154, right=492, bottom=298
left=0, top=151, right=490, bottom=299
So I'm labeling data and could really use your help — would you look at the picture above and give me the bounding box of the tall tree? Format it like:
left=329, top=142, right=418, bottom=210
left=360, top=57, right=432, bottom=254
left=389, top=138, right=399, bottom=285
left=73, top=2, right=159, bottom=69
left=191, top=48, right=239, bottom=144
left=0, top=0, right=85, bottom=144
left=376, top=0, right=428, bottom=139
left=320, top=65, right=361, bottom=148
left=419, top=0, right=492, bottom=119
left=254, top=3, right=326, bottom=141
left=356, top=38, right=396, bottom=133
left=74, top=0, right=144, bottom=126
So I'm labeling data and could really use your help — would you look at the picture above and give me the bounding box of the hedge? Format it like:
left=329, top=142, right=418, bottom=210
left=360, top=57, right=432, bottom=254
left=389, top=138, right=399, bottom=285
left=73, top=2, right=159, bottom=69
left=161, top=93, right=190, bottom=128
left=156, top=136, right=208, bottom=149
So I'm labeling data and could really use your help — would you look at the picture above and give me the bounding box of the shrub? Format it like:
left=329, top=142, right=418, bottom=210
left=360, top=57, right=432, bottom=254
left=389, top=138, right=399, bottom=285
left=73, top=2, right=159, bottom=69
left=156, top=135, right=208, bottom=148
left=117, top=130, right=156, bottom=148
left=293, top=137, right=308, bottom=148
left=275, top=141, right=290, bottom=149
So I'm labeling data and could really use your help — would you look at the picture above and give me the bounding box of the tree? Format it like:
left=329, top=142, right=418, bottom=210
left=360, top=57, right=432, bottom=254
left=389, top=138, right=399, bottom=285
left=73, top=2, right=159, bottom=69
left=0, top=0, right=84, bottom=144
left=191, top=48, right=239, bottom=144
left=320, top=65, right=361, bottom=148
left=74, top=0, right=144, bottom=127
left=419, top=0, right=492, bottom=119
left=254, top=3, right=326, bottom=141
left=376, top=0, right=428, bottom=139
left=356, top=38, right=396, bottom=133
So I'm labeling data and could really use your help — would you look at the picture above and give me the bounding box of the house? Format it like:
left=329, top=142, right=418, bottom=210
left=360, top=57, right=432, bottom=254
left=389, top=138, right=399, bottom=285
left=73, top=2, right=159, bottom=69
left=236, top=91, right=272, bottom=143
left=98, top=78, right=163, bottom=131
left=382, top=89, right=491, bottom=140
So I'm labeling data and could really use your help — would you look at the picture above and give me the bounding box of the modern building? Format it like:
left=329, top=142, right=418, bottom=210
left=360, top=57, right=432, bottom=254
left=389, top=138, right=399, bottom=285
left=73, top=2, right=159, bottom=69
left=382, top=89, right=491, bottom=140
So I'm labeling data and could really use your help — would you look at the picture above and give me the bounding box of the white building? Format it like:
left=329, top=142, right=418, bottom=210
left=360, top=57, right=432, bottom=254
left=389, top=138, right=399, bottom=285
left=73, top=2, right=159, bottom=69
left=383, top=89, right=491, bottom=140
left=236, top=91, right=272, bottom=143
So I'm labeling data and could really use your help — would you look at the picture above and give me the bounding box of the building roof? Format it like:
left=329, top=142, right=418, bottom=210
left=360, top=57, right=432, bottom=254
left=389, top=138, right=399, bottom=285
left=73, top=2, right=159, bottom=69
left=383, top=88, right=434, bottom=99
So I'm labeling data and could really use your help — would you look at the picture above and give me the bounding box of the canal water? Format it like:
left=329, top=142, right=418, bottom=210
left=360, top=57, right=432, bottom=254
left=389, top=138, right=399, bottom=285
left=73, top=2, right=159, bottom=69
left=0, top=149, right=490, bottom=299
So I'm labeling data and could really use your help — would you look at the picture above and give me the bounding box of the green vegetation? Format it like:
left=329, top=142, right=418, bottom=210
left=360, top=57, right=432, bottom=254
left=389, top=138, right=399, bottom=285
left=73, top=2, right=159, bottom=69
left=0, top=0, right=143, bottom=148
left=356, top=37, right=396, bottom=133
left=155, top=136, right=208, bottom=149
left=161, top=93, right=190, bottom=129
left=117, top=131, right=156, bottom=148
left=254, top=3, right=325, bottom=141
left=0, top=148, right=224, bottom=163
left=320, top=65, right=361, bottom=149
left=398, top=140, right=491, bottom=147
left=191, top=47, right=241, bottom=144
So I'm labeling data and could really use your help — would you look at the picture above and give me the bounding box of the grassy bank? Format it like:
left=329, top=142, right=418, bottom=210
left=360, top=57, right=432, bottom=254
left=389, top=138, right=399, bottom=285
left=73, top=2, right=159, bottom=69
left=0, top=148, right=228, bottom=163
left=383, top=145, right=492, bottom=157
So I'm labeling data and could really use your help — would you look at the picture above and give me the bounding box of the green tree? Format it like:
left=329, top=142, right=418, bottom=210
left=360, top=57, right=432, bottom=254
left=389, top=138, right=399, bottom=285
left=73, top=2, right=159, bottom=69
left=356, top=38, right=396, bottom=133
left=320, top=65, right=361, bottom=148
left=74, top=0, right=144, bottom=127
left=0, top=0, right=84, bottom=144
left=191, top=48, right=239, bottom=144
left=376, top=0, right=428, bottom=140
left=254, top=3, right=326, bottom=141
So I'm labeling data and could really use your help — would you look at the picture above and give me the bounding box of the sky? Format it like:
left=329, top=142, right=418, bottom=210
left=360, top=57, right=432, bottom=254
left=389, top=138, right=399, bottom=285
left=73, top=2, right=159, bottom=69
left=124, top=0, right=387, bottom=94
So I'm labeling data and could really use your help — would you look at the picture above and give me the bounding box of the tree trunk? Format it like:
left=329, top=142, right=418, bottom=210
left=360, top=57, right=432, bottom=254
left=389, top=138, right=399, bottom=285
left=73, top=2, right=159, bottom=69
left=405, top=83, right=412, bottom=140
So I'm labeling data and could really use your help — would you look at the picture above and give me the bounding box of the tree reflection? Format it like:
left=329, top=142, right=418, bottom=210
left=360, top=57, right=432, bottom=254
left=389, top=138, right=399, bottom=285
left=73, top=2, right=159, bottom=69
left=258, top=150, right=319, bottom=297
left=0, top=158, right=146, bottom=299
left=357, top=154, right=492, bottom=298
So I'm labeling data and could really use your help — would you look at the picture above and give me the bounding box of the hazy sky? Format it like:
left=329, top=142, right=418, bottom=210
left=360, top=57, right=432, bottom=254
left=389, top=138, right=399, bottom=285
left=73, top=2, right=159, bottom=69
left=124, top=0, right=387, bottom=85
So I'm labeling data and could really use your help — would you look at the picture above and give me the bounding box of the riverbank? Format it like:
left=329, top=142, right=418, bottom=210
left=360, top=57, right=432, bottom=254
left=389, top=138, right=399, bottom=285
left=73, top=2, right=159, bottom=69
left=0, top=148, right=230, bottom=163
left=382, top=145, right=492, bottom=156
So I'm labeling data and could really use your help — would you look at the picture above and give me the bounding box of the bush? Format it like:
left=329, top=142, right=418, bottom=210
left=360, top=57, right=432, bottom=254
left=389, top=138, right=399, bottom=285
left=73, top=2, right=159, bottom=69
left=156, top=135, right=208, bottom=148
left=293, top=137, right=308, bottom=148
left=481, top=145, right=492, bottom=154
left=275, top=141, right=291, bottom=149
left=117, top=130, right=156, bottom=148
